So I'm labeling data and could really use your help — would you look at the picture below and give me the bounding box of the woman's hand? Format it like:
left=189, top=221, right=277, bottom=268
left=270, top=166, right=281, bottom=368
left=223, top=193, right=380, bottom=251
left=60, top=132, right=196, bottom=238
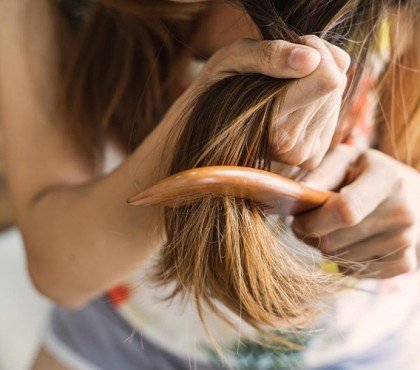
left=269, top=36, right=350, bottom=170
left=292, top=145, right=420, bottom=279
left=183, top=35, right=350, bottom=170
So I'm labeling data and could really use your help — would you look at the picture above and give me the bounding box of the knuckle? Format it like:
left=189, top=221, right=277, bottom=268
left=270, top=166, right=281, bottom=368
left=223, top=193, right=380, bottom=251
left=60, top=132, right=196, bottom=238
left=273, top=139, right=296, bottom=155
left=281, top=149, right=310, bottom=167
left=395, top=204, right=416, bottom=227
left=403, top=210, right=416, bottom=227
left=300, top=154, right=323, bottom=171
left=318, top=69, right=347, bottom=93
left=230, top=38, right=250, bottom=57
left=260, top=40, right=284, bottom=72
left=280, top=156, right=301, bottom=167
left=271, top=126, right=300, bottom=155
left=335, top=195, right=361, bottom=226
left=397, top=230, right=416, bottom=249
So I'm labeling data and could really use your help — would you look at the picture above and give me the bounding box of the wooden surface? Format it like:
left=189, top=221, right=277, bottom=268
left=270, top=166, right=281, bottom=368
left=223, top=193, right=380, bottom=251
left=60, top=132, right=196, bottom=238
left=128, top=166, right=331, bottom=216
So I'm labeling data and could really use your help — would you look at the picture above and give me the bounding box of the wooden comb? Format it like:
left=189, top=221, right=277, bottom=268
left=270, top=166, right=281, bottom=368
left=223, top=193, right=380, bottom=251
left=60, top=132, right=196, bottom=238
left=128, top=166, right=331, bottom=216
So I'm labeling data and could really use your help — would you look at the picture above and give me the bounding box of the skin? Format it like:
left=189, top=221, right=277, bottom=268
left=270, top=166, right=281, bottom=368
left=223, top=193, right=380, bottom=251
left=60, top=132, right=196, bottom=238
left=0, top=0, right=417, bottom=369
left=293, top=145, right=420, bottom=278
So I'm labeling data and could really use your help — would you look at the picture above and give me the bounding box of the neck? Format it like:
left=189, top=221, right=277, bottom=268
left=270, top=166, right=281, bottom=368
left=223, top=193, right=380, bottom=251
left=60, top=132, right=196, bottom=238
left=190, top=1, right=260, bottom=58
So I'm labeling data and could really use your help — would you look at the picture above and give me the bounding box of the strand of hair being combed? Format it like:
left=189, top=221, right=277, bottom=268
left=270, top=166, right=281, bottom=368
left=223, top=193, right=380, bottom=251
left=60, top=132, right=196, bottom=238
left=155, top=0, right=405, bottom=349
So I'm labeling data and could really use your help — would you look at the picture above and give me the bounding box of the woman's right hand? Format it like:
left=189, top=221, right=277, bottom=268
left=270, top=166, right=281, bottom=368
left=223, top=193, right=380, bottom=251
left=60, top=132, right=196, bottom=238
left=173, top=35, right=350, bottom=170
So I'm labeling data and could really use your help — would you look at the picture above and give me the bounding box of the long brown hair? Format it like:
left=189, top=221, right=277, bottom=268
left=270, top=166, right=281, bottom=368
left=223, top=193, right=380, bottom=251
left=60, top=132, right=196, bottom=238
left=59, top=0, right=419, bottom=346
left=60, top=0, right=204, bottom=163
left=377, top=7, right=420, bottom=168
left=159, top=0, right=420, bottom=344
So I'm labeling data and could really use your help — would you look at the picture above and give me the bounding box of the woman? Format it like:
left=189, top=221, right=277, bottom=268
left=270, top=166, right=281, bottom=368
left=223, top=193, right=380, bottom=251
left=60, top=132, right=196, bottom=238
left=0, top=0, right=419, bottom=369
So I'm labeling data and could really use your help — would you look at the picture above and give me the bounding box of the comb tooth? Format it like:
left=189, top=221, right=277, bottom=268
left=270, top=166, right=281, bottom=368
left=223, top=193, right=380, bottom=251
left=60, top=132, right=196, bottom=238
left=128, top=196, right=172, bottom=207
left=127, top=173, right=188, bottom=205
left=127, top=178, right=174, bottom=205
left=127, top=191, right=153, bottom=205
left=127, top=187, right=192, bottom=206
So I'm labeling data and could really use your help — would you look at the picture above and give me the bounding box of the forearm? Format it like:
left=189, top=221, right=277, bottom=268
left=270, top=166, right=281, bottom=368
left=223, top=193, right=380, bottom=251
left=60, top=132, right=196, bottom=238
left=0, top=0, right=175, bottom=306
left=3, top=82, right=177, bottom=306
left=23, top=127, right=171, bottom=307
left=3, top=81, right=175, bottom=306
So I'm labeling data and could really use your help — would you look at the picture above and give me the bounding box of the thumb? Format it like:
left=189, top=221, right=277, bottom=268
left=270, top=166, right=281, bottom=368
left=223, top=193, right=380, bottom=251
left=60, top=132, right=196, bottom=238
left=301, top=145, right=362, bottom=191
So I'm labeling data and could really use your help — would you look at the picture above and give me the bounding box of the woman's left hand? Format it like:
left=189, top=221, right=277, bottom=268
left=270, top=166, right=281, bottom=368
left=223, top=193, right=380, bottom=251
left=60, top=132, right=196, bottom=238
left=292, top=145, right=420, bottom=278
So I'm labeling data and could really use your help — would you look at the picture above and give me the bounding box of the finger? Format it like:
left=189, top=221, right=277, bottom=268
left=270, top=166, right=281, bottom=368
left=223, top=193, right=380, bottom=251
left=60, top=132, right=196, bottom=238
left=300, top=144, right=362, bottom=190
left=302, top=35, right=340, bottom=70
left=337, top=152, right=399, bottom=222
left=299, top=115, right=337, bottom=170
left=276, top=127, right=316, bottom=167
left=297, top=92, right=343, bottom=170
left=270, top=98, right=326, bottom=159
left=292, top=185, right=389, bottom=238
left=322, top=40, right=351, bottom=73
left=281, top=35, right=347, bottom=115
left=207, top=38, right=321, bottom=79
left=344, top=247, right=417, bottom=279
left=277, top=39, right=348, bottom=166
left=332, top=227, right=417, bottom=262
left=293, top=152, right=401, bottom=236
left=278, top=107, right=328, bottom=167
left=272, top=71, right=340, bottom=163
left=299, top=94, right=344, bottom=170
left=306, top=198, right=414, bottom=253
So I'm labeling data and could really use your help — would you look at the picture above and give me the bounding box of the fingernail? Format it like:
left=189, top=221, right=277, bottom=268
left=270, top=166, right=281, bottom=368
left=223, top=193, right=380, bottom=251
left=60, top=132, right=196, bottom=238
left=288, top=47, right=319, bottom=71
